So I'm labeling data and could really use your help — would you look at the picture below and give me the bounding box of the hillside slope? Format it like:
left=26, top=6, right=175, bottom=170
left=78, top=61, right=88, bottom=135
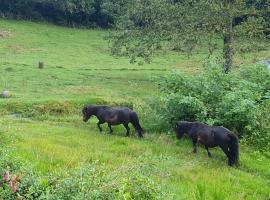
left=0, top=20, right=270, bottom=199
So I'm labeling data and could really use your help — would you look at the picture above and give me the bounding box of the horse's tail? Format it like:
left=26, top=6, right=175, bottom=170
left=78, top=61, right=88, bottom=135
left=130, top=112, right=144, bottom=138
left=228, top=133, right=239, bottom=166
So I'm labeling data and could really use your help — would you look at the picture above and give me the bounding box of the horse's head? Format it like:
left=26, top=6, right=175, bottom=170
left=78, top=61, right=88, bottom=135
left=82, top=106, right=93, bottom=122
left=175, top=122, right=185, bottom=139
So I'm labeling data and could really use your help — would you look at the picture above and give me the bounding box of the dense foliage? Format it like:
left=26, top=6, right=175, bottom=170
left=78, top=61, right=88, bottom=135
left=0, top=0, right=128, bottom=28
left=111, top=0, right=270, bottom=71
left=0, top=0, right=269, bottom=33
left=151, top=64, right=270, bottom=150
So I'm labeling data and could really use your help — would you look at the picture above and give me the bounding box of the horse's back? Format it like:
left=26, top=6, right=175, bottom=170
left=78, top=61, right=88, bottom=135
left=212, top=126, right=233, bottom=144
left=99, top=106, right=133, bottom=123
left=97, top=105, right=131, bottom=114
left=189, top=122, right=232, bottom=146
left=106, top=107, right=133, bottom=116
left=212, top=126, right=231, bottom=136
left=189, top=122, right=213, bottom=136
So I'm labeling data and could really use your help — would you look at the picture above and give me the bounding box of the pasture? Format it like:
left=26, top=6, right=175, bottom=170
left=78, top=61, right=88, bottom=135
left=0, top=19, right=270, bottom=199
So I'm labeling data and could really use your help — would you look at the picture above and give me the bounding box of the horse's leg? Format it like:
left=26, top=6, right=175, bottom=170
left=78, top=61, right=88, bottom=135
left=192, top=139, right=197, bottom=153
left=205, top=146, right=212, bottom=157
left=108, top=123, right=113, bottom=134
left=220, top=145, right=231, bottom=165
left=97, top=121, right=104, bottom=133
left=123, top=124, right=130, bottom=137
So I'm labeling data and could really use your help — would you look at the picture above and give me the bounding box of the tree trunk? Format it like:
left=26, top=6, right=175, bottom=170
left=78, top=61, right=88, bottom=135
left=223, top=18, right=233, bottom=73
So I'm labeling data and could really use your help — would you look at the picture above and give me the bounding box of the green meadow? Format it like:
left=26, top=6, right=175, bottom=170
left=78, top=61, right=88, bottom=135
left=0, top=19, right=270, bottom=199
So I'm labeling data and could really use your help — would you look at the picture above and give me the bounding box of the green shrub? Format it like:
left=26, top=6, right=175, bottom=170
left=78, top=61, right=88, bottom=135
left=152, top=64, right=270, bottom=149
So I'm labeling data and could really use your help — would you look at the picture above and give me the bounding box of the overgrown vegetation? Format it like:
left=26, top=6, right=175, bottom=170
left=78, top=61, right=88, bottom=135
left=111, top=0, right=270, bottom=72
left=0, top=148, right=170, bottom=199
left=151, top=64, right=270, bottom=151
left=1, top=116, right=270, bottom=200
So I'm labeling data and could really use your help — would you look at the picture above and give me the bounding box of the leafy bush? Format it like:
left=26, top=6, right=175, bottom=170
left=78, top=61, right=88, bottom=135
left=152, top=64, right=270, bottom=150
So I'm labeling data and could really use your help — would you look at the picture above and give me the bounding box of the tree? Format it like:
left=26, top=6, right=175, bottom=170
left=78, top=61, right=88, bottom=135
left=111, top=0, right=270, bottom=72
left=0, top=0, right=113, bottom=28
left=101, top=0, right=131, bottom=27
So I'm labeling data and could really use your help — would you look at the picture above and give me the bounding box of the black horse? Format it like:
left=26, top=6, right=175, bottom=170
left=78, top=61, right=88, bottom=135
left=175, top=121, right=239, bottom=166
left=82, top=105, right=143, bottom=138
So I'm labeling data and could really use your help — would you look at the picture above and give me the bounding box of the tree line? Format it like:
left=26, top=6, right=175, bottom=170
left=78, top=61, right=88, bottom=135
left=0, top=0, right=128, bottom=28
left=111, top=0, right=270, bottom=72
left=0, top=0, right=269, bottom=72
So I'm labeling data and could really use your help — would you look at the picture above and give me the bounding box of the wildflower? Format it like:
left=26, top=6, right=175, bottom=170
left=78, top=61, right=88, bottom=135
left=3, top=172, right=10, bottom=182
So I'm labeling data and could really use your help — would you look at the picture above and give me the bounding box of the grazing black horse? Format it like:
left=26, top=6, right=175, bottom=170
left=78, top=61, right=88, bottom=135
left=175, top=121, right=239, bottom=166
left=82, top=105, right=143, bottom=138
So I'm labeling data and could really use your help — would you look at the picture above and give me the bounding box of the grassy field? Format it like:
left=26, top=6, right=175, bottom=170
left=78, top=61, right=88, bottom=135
left=0, top=19, right=270, bottom=199
left=0, top=19, right=203, bottom=103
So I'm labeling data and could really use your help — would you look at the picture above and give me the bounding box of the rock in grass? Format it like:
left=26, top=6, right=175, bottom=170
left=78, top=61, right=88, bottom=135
left=1, top=90, right=11, bottom=98
left=0, top=30, right=11, bottom=38
left=259, top=59, right=270, bottom=70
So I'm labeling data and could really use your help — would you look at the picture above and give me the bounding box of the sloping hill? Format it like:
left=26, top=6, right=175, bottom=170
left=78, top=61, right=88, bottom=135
left=1, top=116, right=270, bottom=199
left=0, top=20, right=270, bottom=199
